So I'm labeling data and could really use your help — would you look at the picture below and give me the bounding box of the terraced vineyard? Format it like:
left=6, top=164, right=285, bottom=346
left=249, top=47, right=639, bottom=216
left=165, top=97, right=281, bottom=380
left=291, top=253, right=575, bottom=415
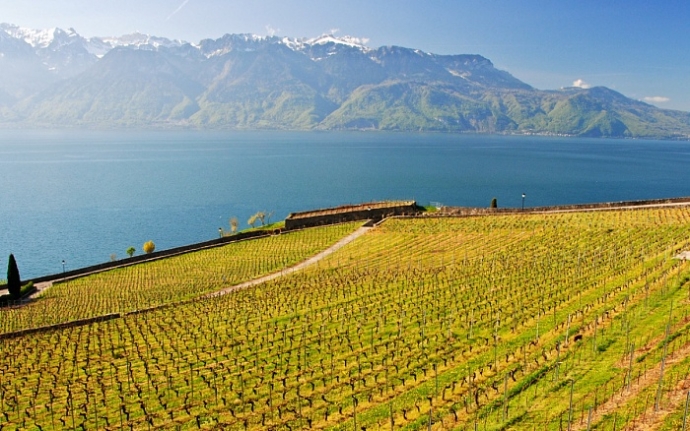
left=0, top=221, right=361, bottom=334
left=2, top=208, right=690, bottom=430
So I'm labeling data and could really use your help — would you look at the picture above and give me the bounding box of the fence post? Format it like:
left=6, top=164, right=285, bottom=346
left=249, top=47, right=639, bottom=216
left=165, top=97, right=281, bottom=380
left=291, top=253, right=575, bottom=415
left=627, top=343, right=635, bottom=391
left=656, top=301, right=673, bottom=412
left=568, top=379, right=574, bottom=431
left=586, top=406, right=592, bottom=431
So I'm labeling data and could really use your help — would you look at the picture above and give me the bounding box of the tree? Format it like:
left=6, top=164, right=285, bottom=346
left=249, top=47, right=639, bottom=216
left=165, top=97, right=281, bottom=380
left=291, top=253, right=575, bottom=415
left=248, top=213, right=259, bottom=228
left=126, top=247, right=136, bottom=258
left=7, top=254, right=21, bottom=299
left=490, top=197, right=498, bottom=209
left=230, top=217, right=239, bottom=233
left=143, top=241, right=155, bottom=254
left=248, top=211, right=269, bottom=227
left=256, top=211, right=267, bottom=226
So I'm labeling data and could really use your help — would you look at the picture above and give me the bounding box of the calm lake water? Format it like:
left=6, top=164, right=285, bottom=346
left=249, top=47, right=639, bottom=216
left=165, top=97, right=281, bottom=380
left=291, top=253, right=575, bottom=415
left=2, top=129, right=690, bottom=279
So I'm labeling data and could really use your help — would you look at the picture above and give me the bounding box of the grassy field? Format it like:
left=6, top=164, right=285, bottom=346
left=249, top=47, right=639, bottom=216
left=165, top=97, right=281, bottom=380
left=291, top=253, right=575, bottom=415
left=1, top=208, right=690, bottom=430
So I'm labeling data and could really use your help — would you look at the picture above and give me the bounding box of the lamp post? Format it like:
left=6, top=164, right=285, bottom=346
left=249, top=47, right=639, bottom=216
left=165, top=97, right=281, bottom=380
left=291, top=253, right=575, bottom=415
left=522, top=193, right=526, bottom=211
left=61, top=260, right=66, bottom=280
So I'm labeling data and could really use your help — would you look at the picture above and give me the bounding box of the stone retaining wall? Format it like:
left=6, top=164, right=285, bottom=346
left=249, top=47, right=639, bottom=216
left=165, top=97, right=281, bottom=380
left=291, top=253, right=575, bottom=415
left=436, top=196, right=690, bottom=217
left=285, top=201, right=419, bottom=229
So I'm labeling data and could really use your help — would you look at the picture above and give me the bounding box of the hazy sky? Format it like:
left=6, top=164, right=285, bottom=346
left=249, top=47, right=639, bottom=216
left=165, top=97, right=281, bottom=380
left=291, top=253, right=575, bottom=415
left=2, top=0, right=688, bottom=111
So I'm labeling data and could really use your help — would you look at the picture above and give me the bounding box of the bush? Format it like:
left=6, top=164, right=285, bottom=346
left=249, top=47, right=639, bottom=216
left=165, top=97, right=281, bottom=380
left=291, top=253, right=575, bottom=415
left=143, top=241, right=156, bottom=254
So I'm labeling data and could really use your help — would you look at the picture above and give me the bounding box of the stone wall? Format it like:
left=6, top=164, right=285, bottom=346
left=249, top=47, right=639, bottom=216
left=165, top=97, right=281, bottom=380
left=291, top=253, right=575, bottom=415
left=285, top=201, right=419, bottom=230
left=433, top=196, right=690, bottom=217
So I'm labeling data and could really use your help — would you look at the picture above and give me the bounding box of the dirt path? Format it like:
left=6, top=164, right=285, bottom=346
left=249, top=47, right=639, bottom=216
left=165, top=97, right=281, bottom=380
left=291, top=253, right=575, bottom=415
left=23, top=224, right=372, bottom=303
left=207, top=224, right=373, bottom=297
left=570, top=341, right=690, bottom=430
left=624, top=371, right=690, bottom=430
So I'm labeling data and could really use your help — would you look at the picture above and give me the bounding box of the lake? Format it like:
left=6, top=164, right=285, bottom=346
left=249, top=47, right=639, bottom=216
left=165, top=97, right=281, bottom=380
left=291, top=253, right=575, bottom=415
left=1, top=129, right=690, bottom=279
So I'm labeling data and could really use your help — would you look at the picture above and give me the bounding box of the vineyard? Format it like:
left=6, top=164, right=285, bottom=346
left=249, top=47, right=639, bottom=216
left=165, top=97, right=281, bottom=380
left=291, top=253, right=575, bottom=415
left=0, top=222, right=361, bottom=334
left=2, top=207, right=690, bottom=430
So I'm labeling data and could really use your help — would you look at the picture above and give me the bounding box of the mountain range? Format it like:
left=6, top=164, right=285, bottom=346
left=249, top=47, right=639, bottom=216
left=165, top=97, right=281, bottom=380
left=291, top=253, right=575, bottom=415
left=1, top=24, right=689, bottom=139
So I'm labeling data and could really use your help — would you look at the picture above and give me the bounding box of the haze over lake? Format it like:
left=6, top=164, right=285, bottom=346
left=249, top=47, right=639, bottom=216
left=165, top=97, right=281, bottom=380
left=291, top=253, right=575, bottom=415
left=2, top=129, right=690, bottom=279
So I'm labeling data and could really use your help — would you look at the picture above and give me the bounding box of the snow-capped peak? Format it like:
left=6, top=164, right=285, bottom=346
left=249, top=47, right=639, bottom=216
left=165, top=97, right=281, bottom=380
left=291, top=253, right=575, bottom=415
left=196, top=33, right=272, bottom=58
left=281, top=34, right=371, bottom=52
left=0, top=23, right=374, bottom=62
left=280, top=36, right=304, bottom=51
left=98, top=32, right=186, bottom=50
left=0, top=24, right=78, bottom=48
left=307, top=34, right=370, bottom=49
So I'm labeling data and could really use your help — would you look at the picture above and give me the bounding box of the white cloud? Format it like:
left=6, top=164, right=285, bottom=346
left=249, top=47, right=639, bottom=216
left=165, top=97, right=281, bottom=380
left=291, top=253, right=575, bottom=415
left=572, top=79, right=591, bottom=89
left=643, top=96, right=670, bottom=103
left=330, top=28, right=340, bottom=35
left=166, top=0, right=190, bottom=21
left=265, top=25, right=279, bottom=37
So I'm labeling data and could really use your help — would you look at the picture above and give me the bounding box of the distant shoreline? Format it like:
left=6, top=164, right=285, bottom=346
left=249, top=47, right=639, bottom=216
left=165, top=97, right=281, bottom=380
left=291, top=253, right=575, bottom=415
left=0, top=124, right=688, bottom=140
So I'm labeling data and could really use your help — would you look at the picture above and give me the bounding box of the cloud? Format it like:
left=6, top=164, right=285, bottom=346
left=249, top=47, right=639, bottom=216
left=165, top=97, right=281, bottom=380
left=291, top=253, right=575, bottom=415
left=643, top=96, right=670, bottom=103
left=572, top=79, right=591, bottom=89
left=265, top=25, right=279, bottom=37
left=330, top=28, right=340, bottom=35
left=166, top=0, right=190, bottom=21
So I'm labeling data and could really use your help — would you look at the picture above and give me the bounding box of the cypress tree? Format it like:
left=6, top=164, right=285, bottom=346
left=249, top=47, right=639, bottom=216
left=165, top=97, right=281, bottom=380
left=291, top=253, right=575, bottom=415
left=7, top=254, right=21, bottom=299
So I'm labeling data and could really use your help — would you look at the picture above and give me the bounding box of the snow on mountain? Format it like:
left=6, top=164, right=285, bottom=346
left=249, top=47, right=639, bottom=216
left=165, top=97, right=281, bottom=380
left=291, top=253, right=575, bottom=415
left=0, top=26, right=34, bottom=53
left=0, top=24, right=187, bottom=59
left=197, top=33, right=271, bottom=58
left=2, top=23, right=95, bottom=63
left=1, top=24, right=60, bottom=48
left=280, top=34, right=371, bottom=52
left=97, top=32, right=186, bottom=50
left=83, top=38, right=114, bottom=58
left=307, top=34, right=370, bottom=49
left=0, top=24, right=86, bottom=51
left=0, top=24, right=374, bottom=62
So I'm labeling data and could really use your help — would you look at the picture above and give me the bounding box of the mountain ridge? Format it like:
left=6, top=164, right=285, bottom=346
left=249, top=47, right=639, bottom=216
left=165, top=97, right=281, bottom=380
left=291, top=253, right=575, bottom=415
left=1, top=24, right=688, bottom=139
